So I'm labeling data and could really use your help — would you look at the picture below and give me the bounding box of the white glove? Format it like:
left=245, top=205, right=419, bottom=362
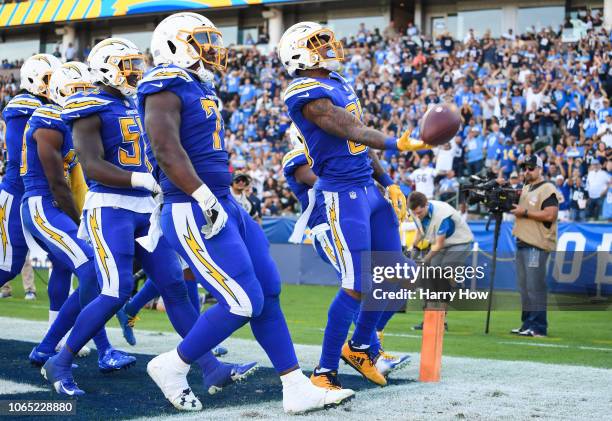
left=191, top=184, right=227, bottom=239
left=131, top=172, right=161, bottom=194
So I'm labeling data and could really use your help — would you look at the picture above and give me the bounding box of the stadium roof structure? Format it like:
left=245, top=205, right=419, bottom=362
left=0, top=0, right=304, bottom=28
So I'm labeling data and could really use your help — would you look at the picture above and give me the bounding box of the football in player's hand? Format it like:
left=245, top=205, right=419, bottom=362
left=420, top=104, right=461, bottom=146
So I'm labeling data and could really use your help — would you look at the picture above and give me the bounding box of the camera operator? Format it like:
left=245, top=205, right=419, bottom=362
left=408, top=192, right=474, bottom=330
left=510, top=155, right=561, bottom=337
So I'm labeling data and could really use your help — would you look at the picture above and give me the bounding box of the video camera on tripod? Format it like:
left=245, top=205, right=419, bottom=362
left=460, top=171, right=522, bottom=333
left=462, top=173, right=521, bottom=214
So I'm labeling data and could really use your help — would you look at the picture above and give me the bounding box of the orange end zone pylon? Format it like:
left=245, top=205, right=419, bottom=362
left=419, top=309, right=445, bottom=382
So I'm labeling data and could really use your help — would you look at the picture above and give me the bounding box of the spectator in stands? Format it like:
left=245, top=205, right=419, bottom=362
left=586, top=161, right=610, bottom=219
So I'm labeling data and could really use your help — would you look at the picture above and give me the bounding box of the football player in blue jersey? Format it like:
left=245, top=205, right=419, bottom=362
left=49, top=38, right=254, bottom=405
left=283, top=124, right=410, bottom=387
left=138, top=12, right=354, bottom=413
left=278, top=22, right=426, bottom=388
left=22, top=62, right=137, bottom=395
left=0, top=55, right=63, bottom=309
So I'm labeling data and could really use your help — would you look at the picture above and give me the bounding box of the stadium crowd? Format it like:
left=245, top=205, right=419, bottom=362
left=1, top=15, right=612, bottom=221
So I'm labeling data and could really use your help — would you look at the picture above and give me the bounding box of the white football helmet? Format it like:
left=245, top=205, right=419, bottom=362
left=150, top=12, right=227, bottom=83
left=20, top=54, right=62, bottom=99
left=49, top=62, right=96, bottom=106
left=288, top=123, right=305, bottom=149
left=87, top=37, right=144, bottom=96
left=278, top=22, right=344, bottom=77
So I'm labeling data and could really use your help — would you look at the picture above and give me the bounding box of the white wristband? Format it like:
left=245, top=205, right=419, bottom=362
left=191, top=184, right=215, bottom=205
left=130, top=172, right=150, bottom=188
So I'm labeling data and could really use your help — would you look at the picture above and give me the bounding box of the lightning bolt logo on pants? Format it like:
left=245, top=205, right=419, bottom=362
left=328, top=196, right=346, bottom=274
left=183, top=221, right=239, bottom=304
left=89, top=211, right=110, bottom=282
left=0, top=198, right=8, bottom=261
left=34, top=209, right=75, bottom=257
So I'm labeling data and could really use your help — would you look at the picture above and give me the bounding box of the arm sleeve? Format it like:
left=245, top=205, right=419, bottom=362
left=136, top=66, right=194, bottom=107
left=282, top=151, right=308, bottom=177
left=436, top=216, right=455, bottom=237
left=283, top=78, right=335, bottom=114
left=541, top=193, right=559, bottom=209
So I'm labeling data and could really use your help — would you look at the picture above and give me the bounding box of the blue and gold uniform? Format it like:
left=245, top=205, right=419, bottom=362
left=138, top=65, right=231, bottom=203
left=20, top=104, right=93, bottom=272
left=283, top=70, right=407, bottom=378
left=282, top=148, right=338, bottom=272
left=62, top=89, right=151, bottom=197
left=59, top=87, right=208, bottom=365
left=137, top=64, right=298, bottom=373
left=0, top=94, right=42, bottom=283
left=283, top=73, right=372, bottom=191
left=283, top=72, right=402, bottom=292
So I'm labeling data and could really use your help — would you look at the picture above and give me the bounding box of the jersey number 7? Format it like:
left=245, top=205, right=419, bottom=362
left=201, top=99, right=223, bottom=151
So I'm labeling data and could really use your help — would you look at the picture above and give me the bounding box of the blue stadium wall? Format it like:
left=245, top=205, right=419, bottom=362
left=263, top=217, right=612, bottom=295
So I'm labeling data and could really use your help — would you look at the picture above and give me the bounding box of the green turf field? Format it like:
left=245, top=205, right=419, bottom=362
left=1, top=271, right=610, bottom=369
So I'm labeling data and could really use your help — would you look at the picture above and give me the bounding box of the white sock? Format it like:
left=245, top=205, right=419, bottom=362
left=169, top=348, right=190, bottom=373
left=280, top=369, right=308, bottom=388
left=316, top=367, right=332, bottom=374
left=48, top=310, right=58, bottom=329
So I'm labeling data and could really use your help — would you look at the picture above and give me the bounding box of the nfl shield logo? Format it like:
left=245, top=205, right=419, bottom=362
left=349, top=191, right=357, bottom=199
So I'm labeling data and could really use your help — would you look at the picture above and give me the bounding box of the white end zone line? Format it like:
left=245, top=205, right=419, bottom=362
left=499, top=341, right=612, bottom=352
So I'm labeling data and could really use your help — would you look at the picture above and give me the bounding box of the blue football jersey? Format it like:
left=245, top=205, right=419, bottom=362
left=2, top=94, right=43, bottom=195
left=282, top=148, right=326, bottom=228
left=137, top=64, right=231, bottom=202
left=283, top=72, right=372, bottom=191
left=61, top=89, right=151, bottom=197
left=22, top=104, right=77, bottom=199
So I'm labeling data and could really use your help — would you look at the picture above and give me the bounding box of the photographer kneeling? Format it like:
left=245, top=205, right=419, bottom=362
left=408, top=192, right=474, bottom=330
left=510, top=155, right=560, bottom=338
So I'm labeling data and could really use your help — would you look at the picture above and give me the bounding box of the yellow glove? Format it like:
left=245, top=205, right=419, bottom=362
left=415, top=239, right=431, bottom=250
left=396, top=131, right=430, bottom=152
left=68, top=163, right=88, bottom=215
left=386, top=184, right=407, bottom=221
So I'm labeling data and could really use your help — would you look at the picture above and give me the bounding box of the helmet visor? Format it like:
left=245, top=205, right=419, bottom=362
left=64, top=82, right=96, bottom=96
left=185, top=28, right=228, bottom=71
left=116, top=55, right=145, bottom=88
left=303, top=28, right=345, bottom=63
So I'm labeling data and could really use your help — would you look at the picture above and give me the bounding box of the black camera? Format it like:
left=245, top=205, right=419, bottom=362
left=462, top=173, right=520, bottom=213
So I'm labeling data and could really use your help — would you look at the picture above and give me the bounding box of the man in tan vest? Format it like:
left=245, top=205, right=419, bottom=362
left=510, top=155, right=560, bottom=337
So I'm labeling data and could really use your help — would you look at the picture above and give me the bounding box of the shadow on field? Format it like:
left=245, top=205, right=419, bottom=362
left=0, top=339, right=415, bottom=420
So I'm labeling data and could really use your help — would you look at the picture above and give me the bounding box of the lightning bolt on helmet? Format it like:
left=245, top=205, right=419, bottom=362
left=49, top=61, right=96, bottom=107
left=87, top=37, right=144, bottom=96
left=20, top=54, right=62, bottom=99
left=150, top=12, right=227, bottom=83
left=278, top=22, right=344, bottom=77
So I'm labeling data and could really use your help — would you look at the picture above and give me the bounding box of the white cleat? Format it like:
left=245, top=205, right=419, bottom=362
left=76, top=345, right=91, bottom=358
left=282, top=370, right=354, bottom=414
left=375, top=352, right=411, bottom=377
left=147, top=349, right=202, bottom=412
left=55, top=342, right=90, bottom=358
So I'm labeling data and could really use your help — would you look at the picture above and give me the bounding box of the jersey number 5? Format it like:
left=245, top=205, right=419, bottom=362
left=345, top=102, right=367, bottom=155
left=201, top=99, right=223, bottom=150
left=118, top=116, right=143, bottom=166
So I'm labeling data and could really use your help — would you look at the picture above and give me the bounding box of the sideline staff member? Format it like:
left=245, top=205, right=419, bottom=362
left=408, top=192, right=474, bottom=329
left=510, top=155, right=560, bottom=337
